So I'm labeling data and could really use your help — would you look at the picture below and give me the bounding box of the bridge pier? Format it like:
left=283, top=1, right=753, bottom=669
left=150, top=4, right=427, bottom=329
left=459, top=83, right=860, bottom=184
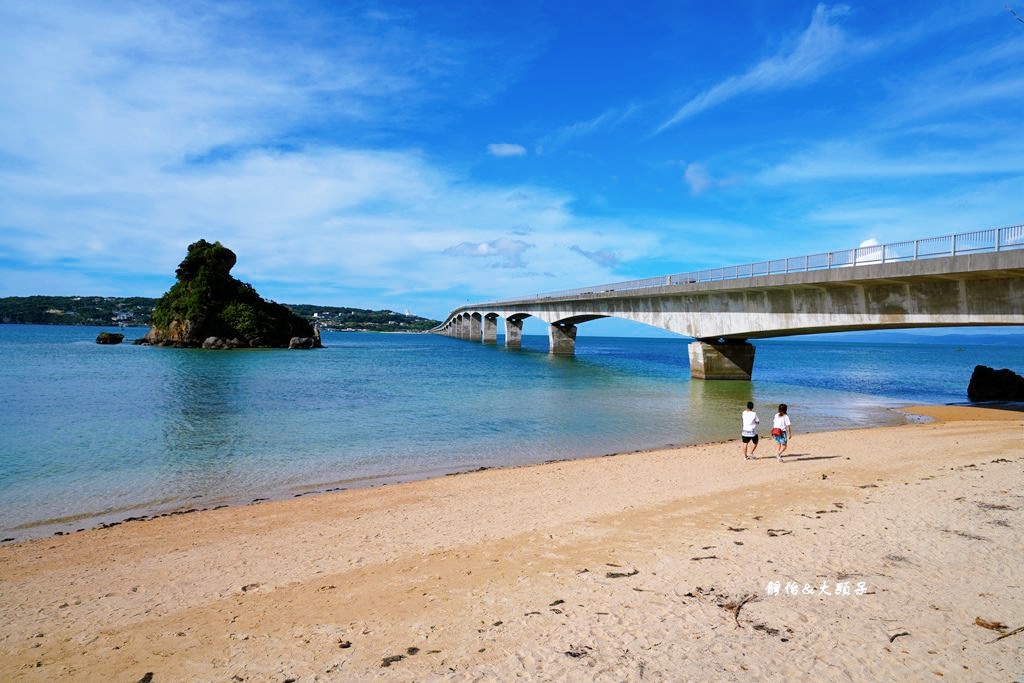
left=470, top=314, right=482, bottom=341
left=505, top=318, right=523, bottom=348
left=688, top=339, right=756, bottom=380
left=549, top=322, right=577, bottom=356
left=482, top=315, right=498, bottom=344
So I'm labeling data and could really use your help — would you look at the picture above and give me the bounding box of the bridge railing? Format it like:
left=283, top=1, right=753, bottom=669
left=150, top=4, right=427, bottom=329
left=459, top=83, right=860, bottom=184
left=473, top=223, right=1024, bottom=306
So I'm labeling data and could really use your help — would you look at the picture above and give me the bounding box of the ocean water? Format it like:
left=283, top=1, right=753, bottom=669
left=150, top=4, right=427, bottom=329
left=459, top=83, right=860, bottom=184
left=1, top=324, right=1021, bottom=540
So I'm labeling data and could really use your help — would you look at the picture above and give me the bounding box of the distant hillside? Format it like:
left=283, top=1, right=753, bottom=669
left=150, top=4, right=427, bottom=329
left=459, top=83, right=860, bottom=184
left=0, top=296, right=439, bottom=332
left=284, top=304, right=439, bottom=332
left=0, top=296, right=156, bottom=327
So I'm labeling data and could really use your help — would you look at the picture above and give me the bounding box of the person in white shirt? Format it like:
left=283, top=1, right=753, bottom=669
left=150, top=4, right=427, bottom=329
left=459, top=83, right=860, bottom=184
left=741, top=401, right=759, bottom=460
left=772, top=403, right=793, bottom=462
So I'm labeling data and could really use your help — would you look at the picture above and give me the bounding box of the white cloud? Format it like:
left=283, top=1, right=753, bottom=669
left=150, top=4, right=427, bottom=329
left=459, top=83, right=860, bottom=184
left=0, top=2, right=438, bottom=177
left=443, top=238, right=534, bottom=268
left=657, top=4, right=852, bottom=133
left=880, top=38, right=1024, bottom=126
left=803, top=174, right=1024, bottom=247
left=858, top=238, right=880, bottom=248
left=757, top=137, right=1024, bottom=185
left=683, top=163, right=712, bottom=194
left=570, top=245, right=620, bottom=269
left=487, top=143, right=527, bottom=157
left=539, top=105, right=639, bottom=152
left=0, top=2, right=667, bottom=314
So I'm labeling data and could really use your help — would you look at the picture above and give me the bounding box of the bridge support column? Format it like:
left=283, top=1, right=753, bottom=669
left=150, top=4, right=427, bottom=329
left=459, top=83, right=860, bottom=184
left=470, top=315, right=482, bottom=342
left=457, top=316, right=469, bottom=339
left=549, top=322, right=577, bottom=356
left=482, top=316, right=497, bottom=344
left=505, top=318, right=523, bottom=349
left=688, top=339, right=756, bottom=380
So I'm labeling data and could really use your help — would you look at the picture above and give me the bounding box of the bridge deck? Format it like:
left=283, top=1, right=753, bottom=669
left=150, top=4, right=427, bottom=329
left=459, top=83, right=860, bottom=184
left=435, top=227, right=1024, bottom=379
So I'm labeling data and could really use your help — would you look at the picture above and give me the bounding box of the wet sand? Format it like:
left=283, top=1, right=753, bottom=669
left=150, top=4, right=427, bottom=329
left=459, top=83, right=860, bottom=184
left=1, top=406, right=1022, bottom=681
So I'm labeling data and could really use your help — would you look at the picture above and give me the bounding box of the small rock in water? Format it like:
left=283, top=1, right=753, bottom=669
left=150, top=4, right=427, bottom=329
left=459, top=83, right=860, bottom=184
left=96, top=332, right=125, bottom=345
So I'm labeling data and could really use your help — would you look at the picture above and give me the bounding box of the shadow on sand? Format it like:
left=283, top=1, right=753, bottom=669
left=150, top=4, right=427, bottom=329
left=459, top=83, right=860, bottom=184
left=779, top=454, right=842, bottom=462
left=748, top=454, right=842, bottom=463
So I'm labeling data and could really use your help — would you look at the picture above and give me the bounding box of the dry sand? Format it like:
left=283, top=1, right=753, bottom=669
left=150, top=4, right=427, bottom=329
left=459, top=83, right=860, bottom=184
left=1, top=406, right=1022, bottom=681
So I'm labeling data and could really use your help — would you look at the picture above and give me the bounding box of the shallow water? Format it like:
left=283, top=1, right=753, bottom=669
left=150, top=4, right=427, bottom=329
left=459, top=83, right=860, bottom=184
left=1, top=325, right=1021, bottom=539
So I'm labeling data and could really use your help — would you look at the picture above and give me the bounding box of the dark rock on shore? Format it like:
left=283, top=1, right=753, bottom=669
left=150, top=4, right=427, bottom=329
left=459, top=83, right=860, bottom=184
left=95, top=332, right=124, bottom=345
left=967, top=365, right=1024, bottom=402
left=139, top=239, right=321, bottom=349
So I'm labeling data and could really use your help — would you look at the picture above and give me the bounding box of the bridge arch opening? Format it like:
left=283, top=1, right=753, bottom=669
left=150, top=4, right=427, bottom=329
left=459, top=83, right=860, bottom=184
left=566, top=316, right=684, bottom=339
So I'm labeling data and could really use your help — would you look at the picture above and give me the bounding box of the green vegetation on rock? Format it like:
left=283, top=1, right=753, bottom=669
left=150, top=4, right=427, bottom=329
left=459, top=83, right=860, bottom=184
left=145, top=239, right=318, bottom=348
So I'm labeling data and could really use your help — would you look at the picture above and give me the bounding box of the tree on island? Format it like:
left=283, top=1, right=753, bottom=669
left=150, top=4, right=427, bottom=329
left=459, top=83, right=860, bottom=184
left=142, top=239, right=321, bottom=348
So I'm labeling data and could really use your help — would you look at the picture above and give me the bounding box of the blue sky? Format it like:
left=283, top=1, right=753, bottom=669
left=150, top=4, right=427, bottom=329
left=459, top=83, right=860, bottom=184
left=1, top=1, right=1023, bottom=332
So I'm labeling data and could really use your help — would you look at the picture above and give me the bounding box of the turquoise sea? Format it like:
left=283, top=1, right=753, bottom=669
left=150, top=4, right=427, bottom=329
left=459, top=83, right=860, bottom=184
left=1, top=324, right=1022, bottom=540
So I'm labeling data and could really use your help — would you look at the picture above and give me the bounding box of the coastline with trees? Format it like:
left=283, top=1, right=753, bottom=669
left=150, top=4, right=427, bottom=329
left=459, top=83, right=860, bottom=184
left=0, top=295, right=439, bottom=332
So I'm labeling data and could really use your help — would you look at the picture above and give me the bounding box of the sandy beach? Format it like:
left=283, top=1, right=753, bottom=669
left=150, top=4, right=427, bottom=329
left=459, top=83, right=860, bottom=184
left=1, top=406, right=1022, bottom=681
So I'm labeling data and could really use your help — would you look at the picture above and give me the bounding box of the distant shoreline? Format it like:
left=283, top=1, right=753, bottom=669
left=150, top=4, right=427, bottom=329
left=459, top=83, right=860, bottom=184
left=3, top=319, right=1023, bottom=345
left=0, top=295, right=440, bottom=331
left=0, top=321, right=433, bottom=334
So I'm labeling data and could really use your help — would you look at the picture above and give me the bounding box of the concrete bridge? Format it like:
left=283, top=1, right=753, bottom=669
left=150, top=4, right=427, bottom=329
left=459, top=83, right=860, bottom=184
left=435, top=226, right=1024, bottom=379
